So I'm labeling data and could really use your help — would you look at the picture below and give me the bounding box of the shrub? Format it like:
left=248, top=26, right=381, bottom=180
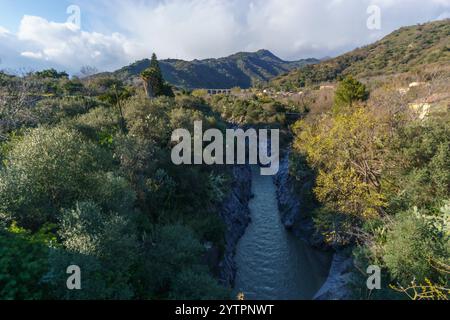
left=334, top=76, right=369, bottom=112
left=383, top=209, right=449, bottom=286
left=0, top=126, right=130, bottom=228
left=0, top=224, right=54, bottom=300
left=45, top=201, right=138, bottom=300
left=170, top=268, right=230, bottom=300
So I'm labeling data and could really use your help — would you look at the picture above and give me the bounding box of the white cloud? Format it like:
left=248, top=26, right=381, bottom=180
left=0, top=26, right=10, bottom=35
left=14, top=15, right=142, bottom=72
left=20, top=51, right=44, bottom=59
left=105, top=0, right=450, bottom=61
left=0, top=0, right=449, bottom=72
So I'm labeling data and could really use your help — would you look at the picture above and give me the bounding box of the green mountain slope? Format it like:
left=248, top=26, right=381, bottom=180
left=271, top=19, right=450, bottom=89
left=109, top=49, right=318, bottom=89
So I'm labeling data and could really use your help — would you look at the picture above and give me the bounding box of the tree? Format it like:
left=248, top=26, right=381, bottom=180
left=384, top=115, right=450, bottom=212
left=35, top=69, right=69, bottom=80
left=0, top=224, right=54, bottom=300
left=0, top=126, right=134, bottom=229
left=383, top=208, right=449, bottom=287
left=334, top=76, right=369, bottom=112
left=293, top=107, right=388, bottom=220
left=150, top=53, right=164, bottom=86
left=44, top=201, right=138, bottom=300
left=79, top=66, right=99, bottom=79
left=141, top=67, right=160, bottom=99
left=140, top=53, right=173, bottom=99
left=141, top=225, right=205, bottom=298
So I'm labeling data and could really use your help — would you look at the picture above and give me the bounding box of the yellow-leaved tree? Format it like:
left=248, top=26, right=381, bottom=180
left=293, top=106, right=389, bottom=244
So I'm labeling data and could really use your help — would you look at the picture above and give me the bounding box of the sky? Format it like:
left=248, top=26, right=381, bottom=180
left=0, top=0, right=449, bottom=74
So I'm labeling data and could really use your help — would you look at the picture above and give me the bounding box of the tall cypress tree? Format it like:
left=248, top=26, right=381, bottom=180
left=150, top=53, right=164, bottom=85
left=141, top=53, right=173, bottom=98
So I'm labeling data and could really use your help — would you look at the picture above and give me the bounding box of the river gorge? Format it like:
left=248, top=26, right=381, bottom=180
left=232, top=166, right=332, bottom=300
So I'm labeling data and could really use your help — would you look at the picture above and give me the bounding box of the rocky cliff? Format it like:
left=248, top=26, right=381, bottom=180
left=274, top=152, right=354, bottom=300
left=274, top=152, right=325, bottom=248
left=218, top=165, right=252, bottom=287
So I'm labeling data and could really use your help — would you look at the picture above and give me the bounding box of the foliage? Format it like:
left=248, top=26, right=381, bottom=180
left=293, top=107, right=388, bottom=221
left=333, top=76, right=369, bottom=112
left=383, top=208, right=449, bottom=286
left=384, top=115, right=450, bottom=212
left=140, top=53, right=174, bottom=98
left=0, top=126, right=133, bottom=228
left=141, top=225, right=205, bottom=298
left=272, top=19, right=450, bottom=90
left=0, top=224, right=55, bottom=300
left=45, top=201, right=138, bottom=299
left=169, top=268, right=231, bottom=300
left=34, top=69, right=69, bottom=80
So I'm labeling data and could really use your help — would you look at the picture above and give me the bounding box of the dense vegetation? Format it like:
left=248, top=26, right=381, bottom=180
left=0, top=59, right=232, bottom=300
left=1, top=19, right=448, bottom=301
left=103, top=49, right=318, bottom=90
left=290, top=71, right=449, bottom=299
left=272, top=19, right=450, bottom=90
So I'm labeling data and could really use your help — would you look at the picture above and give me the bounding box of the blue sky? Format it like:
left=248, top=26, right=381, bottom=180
left=0, top=0, right=449, bottom=73
left=0, top=0, right=72, bottom=32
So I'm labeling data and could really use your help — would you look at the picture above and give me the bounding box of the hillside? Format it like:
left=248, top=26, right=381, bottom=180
left=271, top=19, right=450, bottom=90
left=107, top=49, right=318, bottom=89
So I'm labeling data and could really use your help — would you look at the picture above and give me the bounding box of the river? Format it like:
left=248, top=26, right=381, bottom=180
left=233, top=166, right=332, bottom=300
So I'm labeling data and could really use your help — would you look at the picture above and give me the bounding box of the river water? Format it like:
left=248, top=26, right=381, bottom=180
left=233, top=166, right=332, bottom=300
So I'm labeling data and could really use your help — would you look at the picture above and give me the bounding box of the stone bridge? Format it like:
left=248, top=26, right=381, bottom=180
left=206, top=89, right=232, bottom=95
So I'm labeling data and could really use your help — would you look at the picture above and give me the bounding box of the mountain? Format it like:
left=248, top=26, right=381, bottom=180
left=108, top=50, right=318, bottom=89
left=271, top=19, right=450, bottom=89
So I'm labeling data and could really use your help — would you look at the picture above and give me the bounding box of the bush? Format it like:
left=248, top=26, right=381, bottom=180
left=386, top=116, right=450, bottom=212
left=141, top=225, right=205, bottom=298
left=170, top=268, right=230, bottom=300
left=383, top=209, right=448, bottom=286
left=45, top=201, right=138, bottom=300
left=71, top=106, right=121, bottom=143
left=0, top=126, right=132, bottom=228
left=334, top=76, right=369, bottom=112
left=0, top=224, right=54, bottom=300
left=33, top=97, right=96, bottom=124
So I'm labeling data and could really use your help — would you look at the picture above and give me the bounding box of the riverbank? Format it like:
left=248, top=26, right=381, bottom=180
left=274, top=151, right=354, bottom=300
left=233, top=166, right=331, bottom=300
left=218, top=165, right=252, bottom=287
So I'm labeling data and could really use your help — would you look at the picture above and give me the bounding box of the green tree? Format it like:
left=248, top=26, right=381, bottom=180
left=333, top=76, right=369, bottom=112
left=0, top=224, right=55, bottom=300
left=141, top=225, right=205, bottom=298
left=141, top=53, right=173, bottom=98
left=0, top=126, right=134, bottom=229
left=141, top=67, right=161, bottom=98
left=35, top=69, right=69, bottom=79
left=45, top=201, right=138, bottom=300
left=383, top=208, right=449, bottom=286
left=385, top=115, right=450, bottom=212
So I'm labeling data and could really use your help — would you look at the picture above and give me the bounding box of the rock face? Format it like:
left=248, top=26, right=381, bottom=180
left=218, top=165, right=252, bottom=287
left=313, top=252, right=354, bottom=300
left=273, top=153, right=325, bottom=249
left=274, top=152, right=354, bottom=300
